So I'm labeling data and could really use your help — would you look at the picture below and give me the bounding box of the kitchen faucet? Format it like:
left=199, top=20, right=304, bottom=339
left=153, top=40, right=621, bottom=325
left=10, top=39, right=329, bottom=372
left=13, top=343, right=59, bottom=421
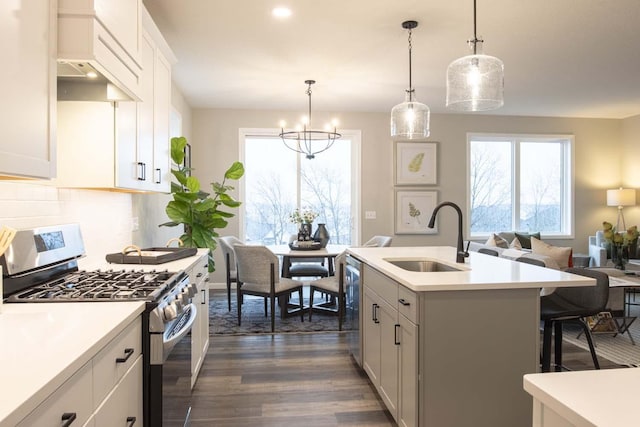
left=428, top=201, right=469, bottom=263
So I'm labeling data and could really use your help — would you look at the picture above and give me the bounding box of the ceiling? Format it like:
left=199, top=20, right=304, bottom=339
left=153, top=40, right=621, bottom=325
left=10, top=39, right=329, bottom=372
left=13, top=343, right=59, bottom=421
left=143, top=0, right=640, bottom=119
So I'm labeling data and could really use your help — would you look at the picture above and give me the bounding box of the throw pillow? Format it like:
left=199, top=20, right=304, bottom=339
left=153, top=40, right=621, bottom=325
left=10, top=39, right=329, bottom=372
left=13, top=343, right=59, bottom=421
left=485, top=233, right=509, bottom=248
left=514, top=232, right=541, bottom=250
left=509, top=238, right=523, bottom=250
left=530, top=237, right=572, bottom=269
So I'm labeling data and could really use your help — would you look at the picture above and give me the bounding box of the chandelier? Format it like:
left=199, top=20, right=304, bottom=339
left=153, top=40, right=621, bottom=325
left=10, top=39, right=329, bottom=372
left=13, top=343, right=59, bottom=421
left=279, top=80, right=341, bottom=159
left=390, top=20, right=430, bottom=140
left=446, top=0, right=504, bottom=111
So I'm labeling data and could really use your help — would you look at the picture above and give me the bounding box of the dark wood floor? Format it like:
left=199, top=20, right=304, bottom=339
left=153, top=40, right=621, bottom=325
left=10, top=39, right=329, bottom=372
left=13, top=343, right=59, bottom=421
left=187, top=329, right=625, bottom=426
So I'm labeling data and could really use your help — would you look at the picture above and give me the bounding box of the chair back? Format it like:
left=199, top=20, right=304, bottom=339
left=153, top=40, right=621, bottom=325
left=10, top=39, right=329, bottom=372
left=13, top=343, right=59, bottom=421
left=553, top=268, right=609, bottom=314
left=516, top=256, right=545, bottom=267
left=234, top=245, right=280, bottom=285
left=478, top=248, right=499, bottom=257
left=219, top=236, right=243, bottom=269
left=363, top=235, right=393, bottom=247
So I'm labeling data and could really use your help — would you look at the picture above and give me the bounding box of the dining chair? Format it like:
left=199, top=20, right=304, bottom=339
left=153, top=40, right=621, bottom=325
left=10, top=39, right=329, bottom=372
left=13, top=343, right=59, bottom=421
left=286, top=234, right=330, bottom=279
left=478, top=247, right=500, bottom=257
left=218, top=236, right=243, bottom=311
left=234, top=245, right=305, bottom=332
left=308, top=252, right=347, bottom=330
left=540, top=268, right=609, bottom=372
left=362, top=235, right=393, bottom=247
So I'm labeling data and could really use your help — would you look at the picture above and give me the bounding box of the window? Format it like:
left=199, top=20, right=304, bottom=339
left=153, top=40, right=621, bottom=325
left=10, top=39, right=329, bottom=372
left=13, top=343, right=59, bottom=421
left=240, top=130, right=360, bottom=245
left=468, top=134, right=573, bottom=238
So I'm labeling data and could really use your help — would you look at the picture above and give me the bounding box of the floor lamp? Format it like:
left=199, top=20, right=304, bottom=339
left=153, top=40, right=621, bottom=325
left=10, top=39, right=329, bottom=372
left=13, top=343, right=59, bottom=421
left=607, top=187, right=636, bottom=231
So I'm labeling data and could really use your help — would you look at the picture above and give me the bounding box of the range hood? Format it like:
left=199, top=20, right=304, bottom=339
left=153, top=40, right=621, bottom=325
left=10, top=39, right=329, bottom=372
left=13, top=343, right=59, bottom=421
left=57, top=62, right=132, bottom=101
left=57, top=2, right=143, bottom=102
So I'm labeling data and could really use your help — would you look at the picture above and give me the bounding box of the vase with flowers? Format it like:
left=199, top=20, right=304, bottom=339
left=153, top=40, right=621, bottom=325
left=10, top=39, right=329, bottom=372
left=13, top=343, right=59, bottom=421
left=289, top=208, right=319, bottom=241
left=602, top=222, right=639, bottom=270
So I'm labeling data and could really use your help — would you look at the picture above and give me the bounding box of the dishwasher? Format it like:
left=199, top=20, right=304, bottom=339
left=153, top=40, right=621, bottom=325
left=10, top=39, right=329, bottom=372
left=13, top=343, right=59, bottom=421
left=345, top=254, right=363, bottom=366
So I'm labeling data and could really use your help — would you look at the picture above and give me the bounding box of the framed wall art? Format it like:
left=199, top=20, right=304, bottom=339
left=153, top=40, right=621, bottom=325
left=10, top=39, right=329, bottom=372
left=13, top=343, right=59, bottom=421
left=395, top=141, right=437, bottom=185
left=395, top=190, right=438, bottom=234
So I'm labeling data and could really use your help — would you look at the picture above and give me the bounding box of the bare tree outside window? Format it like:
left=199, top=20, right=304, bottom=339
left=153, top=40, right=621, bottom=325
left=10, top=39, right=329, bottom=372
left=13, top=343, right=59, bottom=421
left=469, top=135, right=572, bottom=238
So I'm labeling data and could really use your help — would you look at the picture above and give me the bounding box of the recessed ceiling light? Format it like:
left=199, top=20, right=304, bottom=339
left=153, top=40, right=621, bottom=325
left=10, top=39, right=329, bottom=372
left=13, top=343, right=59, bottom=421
left=272, top=7, right=292, bottom=18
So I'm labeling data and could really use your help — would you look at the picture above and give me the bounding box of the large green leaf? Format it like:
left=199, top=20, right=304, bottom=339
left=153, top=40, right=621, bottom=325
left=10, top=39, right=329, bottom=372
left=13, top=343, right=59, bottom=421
left=225, top=161, right=245, bottom=180
left=171, top=136, right=187, bottom=164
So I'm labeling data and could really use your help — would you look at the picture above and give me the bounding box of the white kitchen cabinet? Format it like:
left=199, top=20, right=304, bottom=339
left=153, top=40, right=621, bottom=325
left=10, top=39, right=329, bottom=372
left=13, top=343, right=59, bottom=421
left=58, top=0, right=143, bottom=100
left=187, top=252, right=210, bottom=388
left=55, top=6, right=174, bottom=192
left=17, top=316, right=143, bottom=427
left=0, top=0, right=56, bottom=179
left=361, top=265, right=418, bottom=426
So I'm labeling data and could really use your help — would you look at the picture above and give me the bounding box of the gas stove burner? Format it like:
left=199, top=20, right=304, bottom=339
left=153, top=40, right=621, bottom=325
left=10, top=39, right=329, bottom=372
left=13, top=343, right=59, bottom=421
left=7, top=268, right=183, bottom=303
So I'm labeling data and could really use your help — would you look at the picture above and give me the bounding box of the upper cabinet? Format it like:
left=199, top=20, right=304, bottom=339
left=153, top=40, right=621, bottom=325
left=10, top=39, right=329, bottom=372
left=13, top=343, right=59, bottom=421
left=55, top=4, right=175, bottom=192
left=0, top=0, right=57, bottom=179
left=58, top=0, right=144, bottom=100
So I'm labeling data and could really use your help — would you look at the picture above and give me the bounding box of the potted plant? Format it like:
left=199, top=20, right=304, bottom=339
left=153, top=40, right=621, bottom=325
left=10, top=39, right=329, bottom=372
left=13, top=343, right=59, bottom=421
left=160, top=136, right=244, bottom=271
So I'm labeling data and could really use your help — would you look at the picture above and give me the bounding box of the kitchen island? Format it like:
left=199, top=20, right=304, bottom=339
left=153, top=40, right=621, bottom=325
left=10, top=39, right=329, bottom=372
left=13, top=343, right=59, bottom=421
left=346, top=246, right=594, bottom=427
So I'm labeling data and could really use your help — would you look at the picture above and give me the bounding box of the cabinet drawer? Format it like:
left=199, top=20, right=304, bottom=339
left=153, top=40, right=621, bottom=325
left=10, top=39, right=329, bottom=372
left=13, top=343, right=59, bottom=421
left=191, top=256, right=209, bottom=285
left=365, top=265, right=398, bottom=308
left=91, top=357, right=143, bottom=427
left=17, top=361, right=93, bottom=427
left=93, top=318, right=142, bottom=406
left=398, top=286, right=418, bottom=323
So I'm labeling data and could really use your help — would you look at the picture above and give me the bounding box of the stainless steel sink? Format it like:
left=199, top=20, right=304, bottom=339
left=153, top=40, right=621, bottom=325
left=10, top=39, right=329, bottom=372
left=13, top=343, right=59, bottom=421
left=384, top=259, right=462, bottom=272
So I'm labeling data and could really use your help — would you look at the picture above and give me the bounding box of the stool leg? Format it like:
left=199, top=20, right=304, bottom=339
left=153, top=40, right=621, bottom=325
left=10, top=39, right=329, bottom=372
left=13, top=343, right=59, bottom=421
left=309, top=287, right=314, bottom=321
left=542, top=320, right=553, bottom=372
left=578, top=319, right=600, bottom=370
left=554, top=322, right=563, bottom=372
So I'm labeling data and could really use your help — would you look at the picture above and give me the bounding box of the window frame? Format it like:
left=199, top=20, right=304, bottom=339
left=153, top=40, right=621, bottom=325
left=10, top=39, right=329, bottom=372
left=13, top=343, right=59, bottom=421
left=466, top=133, right=574, bottom=240
left=238, top=128, right=361, bottom=245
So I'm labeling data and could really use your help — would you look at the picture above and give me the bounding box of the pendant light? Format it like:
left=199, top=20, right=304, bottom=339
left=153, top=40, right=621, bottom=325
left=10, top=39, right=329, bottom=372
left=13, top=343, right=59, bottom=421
left=279, top=80, right=341, bottom=160
left=446, top=0, right=504, bottom=112
left=391, top=20, right=430, bottom=140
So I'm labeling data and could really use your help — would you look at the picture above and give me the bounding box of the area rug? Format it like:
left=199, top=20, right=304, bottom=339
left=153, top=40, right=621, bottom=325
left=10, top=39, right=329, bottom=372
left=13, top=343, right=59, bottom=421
left=562, top=317, right=640, bottom=367
left=209, top=289, right=349, bottom=335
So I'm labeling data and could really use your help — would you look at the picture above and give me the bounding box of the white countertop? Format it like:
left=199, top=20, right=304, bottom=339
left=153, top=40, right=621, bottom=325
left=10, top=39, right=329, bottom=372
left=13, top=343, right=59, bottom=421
left=346, top=246, right=595, bottom=291
left=523, top=368, right=640, bottom=426
left=0, top=301, right=145, bottom=427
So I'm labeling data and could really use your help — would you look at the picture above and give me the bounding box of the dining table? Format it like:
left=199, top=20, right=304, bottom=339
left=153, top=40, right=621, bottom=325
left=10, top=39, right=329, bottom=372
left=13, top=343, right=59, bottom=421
left=267, top=244, right=349, bottom=278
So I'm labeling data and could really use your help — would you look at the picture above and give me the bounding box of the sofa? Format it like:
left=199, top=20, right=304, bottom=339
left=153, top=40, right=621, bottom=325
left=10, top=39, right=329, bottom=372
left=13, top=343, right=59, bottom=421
left=467, top=231, right=572, bottom=271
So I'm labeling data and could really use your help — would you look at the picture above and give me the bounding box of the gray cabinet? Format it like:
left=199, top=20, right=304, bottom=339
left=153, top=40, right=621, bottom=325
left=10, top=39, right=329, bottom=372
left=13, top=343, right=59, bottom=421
left=362, top=265, right=418, bottom=427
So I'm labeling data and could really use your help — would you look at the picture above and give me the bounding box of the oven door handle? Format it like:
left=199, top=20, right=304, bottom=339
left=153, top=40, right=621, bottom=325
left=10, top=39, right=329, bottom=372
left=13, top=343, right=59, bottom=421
left=163, top=303, right=197, bottom=357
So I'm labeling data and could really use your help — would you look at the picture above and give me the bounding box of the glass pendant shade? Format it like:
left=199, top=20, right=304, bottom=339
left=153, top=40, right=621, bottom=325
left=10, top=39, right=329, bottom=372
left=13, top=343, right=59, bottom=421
left=446, top=52, right=504, bottom=111
left=391, top=91, right=430, bottom=139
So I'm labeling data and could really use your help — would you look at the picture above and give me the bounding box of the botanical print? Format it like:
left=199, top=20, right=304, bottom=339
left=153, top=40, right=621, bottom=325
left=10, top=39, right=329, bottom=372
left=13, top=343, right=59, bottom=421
left=395, top=190, right=438, bottom=234
left=395, top=142, right=437, bottom=185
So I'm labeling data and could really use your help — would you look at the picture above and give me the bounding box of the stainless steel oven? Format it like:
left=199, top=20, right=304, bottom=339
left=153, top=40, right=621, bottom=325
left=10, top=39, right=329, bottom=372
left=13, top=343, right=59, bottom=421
left=1, top=224, right=198, bottom=427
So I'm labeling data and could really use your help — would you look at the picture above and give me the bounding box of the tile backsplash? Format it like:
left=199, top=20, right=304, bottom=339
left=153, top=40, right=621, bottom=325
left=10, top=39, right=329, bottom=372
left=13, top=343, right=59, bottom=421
left=0, top=181, right=133, bottom=266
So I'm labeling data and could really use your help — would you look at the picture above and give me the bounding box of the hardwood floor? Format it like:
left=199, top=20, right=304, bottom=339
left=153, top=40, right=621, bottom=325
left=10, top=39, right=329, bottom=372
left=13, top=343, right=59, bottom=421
left=190, top=332, right=395, bottom=426
left=188, top=330, right=625, bottom=426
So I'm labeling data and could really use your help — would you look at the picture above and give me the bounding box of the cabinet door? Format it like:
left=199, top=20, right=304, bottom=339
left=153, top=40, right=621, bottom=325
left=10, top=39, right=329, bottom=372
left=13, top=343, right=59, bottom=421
left=190, top=276, right=203, bottom=386
left=378, top=298, right=399, bottom=416
left=92, top=357, right=143, bottom=427
left=398, top=314, right=418, bottom=427
left=0, top=0, right=55, bottom=178
left=362, top=289, right=381, bottom=384
left=151, top=50, right=172, bottom=192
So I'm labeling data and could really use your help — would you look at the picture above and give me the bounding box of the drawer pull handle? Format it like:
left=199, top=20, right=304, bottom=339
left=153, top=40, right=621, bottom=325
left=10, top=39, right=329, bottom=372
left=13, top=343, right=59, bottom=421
left=127, top=416, right=137, bottom=426
left=398, top=298, right=411, bottom=306
left=196, top=273, right=203, bottom=278
left=116, top=348, right=135, bottom=363
left=201, top=288, right=206, bottom=303
left=394, top=324, right=401, bottom=345
left=372, top=303, right=379, bottom=324
left=61, top=412, right=77, bottom=426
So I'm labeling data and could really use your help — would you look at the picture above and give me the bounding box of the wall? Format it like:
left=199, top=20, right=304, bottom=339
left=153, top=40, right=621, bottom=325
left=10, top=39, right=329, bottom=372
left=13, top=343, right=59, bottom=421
left=189, top=109, right=624, bottom=283
left=0, top=181, right=132, bottom=267
left=621, top=114, right=640, bottom=226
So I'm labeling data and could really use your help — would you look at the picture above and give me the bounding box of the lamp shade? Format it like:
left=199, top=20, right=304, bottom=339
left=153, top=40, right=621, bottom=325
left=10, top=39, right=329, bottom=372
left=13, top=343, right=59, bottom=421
left=607, top=188, right=636, bottom=207
left=390, top=92, right=430, bottom=139
left=446, top=53, right=504, bottom=111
